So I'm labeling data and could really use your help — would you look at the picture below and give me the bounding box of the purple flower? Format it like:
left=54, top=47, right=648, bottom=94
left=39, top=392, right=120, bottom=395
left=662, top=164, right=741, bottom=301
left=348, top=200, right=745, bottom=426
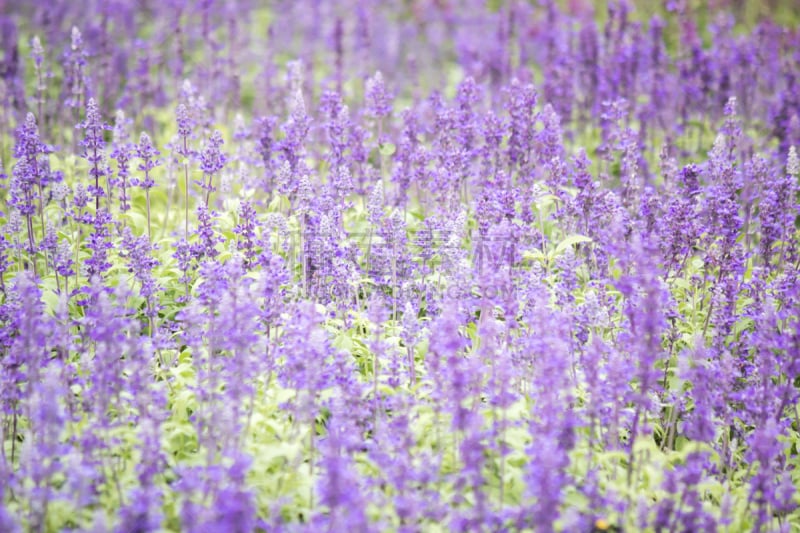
left=110, top=110, right=134, bottom=212
left=176, top=103, right=193, bottom=150
left=365, top=71, right=392, bottom=120
left=198, top=130, right=226, bottom=206
left=135, top=132, right=160, bottom=189
left=233, top=200, right=259, bottom=268
left=62, top=26, right=87, bottom=111
left=78, top=98, right=112, bottom=211
left=193, top=205, right=223, bottom=261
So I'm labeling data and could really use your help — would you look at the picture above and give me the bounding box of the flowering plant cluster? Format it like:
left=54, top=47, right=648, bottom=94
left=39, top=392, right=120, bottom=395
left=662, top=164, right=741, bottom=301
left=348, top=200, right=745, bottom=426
left=1, top=1, right=799, bottom=531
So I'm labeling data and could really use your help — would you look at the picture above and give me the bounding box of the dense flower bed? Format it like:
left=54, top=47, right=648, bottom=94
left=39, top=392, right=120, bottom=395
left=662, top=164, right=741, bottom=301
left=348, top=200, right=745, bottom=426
left=1, top=1, right=799, bottom=531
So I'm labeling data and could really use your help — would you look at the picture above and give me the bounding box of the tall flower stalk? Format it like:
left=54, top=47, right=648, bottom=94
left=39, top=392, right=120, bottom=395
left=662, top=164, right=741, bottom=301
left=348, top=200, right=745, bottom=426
left=135, top=132, right=160, bottom=243
left=176, top=103, right=192, bottom=240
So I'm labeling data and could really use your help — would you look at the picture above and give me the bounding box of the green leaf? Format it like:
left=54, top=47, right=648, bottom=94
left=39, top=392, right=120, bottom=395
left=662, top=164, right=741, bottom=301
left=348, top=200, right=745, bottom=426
left=554, top=234, right=593, bottom=256
left=532, top=193, right=561, bottom=213
left=40, top=286, right=61, bottom=315
left=522, top=248, right=546, bottom=263
left=379, top=142, right=396, bottom=156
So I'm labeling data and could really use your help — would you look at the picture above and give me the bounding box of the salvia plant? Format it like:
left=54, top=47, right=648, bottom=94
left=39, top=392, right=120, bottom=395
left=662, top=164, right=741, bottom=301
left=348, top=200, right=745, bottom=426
left=1, top=0, right=800, bottom=532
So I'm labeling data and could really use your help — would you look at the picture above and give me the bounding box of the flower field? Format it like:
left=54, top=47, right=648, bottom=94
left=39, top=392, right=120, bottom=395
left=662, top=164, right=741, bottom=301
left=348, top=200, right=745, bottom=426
left=1, top=1, right=799, bottom=531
